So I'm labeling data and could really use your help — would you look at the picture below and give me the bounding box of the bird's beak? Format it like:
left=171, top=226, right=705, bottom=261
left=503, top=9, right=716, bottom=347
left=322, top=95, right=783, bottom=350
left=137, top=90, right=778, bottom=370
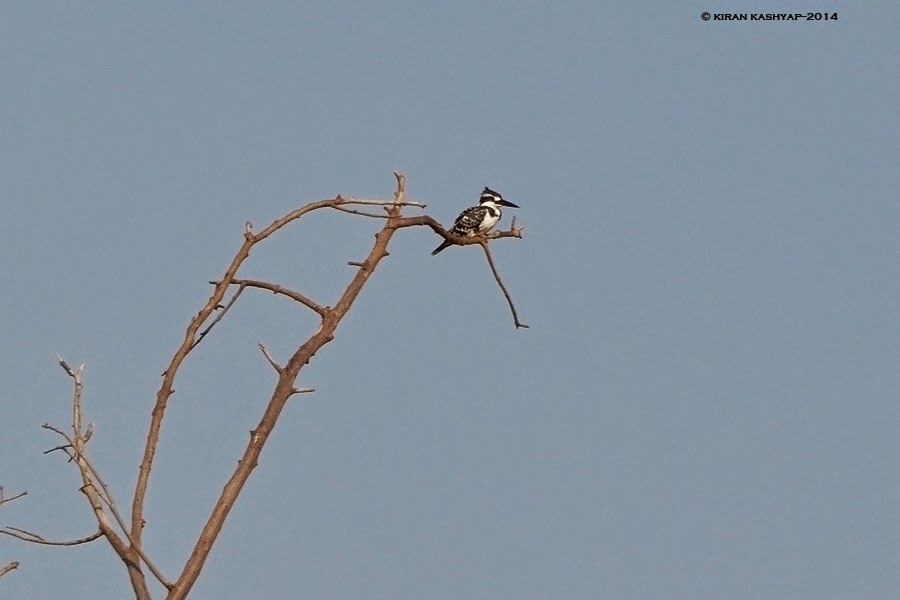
left=499, top=199, right=519, bottom=208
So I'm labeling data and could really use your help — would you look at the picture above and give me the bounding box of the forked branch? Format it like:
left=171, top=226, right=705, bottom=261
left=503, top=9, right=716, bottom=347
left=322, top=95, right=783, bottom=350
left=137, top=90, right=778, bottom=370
left=165, top=171, right=415, bottom=600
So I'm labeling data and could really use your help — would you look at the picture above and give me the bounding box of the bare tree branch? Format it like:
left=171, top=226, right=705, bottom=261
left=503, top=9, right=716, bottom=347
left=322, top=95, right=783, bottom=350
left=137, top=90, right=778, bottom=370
left=214, top=279, right=326, bottom=316
left=480, top=240, right=529, bottom=329
left=165, top=172, right=413, bottom=600
left=0, top=527, right=102, bottom=547
left=130, top=196, right=349, bottom=570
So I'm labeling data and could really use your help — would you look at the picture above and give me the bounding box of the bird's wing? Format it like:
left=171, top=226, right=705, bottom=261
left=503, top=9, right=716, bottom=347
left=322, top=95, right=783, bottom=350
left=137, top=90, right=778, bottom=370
left=451, top=206, right=485, bottom=234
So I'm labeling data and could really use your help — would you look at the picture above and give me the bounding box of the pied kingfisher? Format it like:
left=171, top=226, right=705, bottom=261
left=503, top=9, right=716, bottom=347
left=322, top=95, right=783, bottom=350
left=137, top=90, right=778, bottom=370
left=431, top=187, right=519, bottom=255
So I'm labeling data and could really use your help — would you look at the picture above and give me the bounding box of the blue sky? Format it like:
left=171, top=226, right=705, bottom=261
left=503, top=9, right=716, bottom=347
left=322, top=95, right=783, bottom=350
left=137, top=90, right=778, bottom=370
left=1, top=2, right=897, bottom=599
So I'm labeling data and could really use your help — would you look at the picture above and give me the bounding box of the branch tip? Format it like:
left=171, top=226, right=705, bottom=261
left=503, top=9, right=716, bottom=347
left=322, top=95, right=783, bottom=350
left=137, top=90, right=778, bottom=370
left=393, top=172, right=406, bottom=204
left=0, top=561, right=19, bottom=579
left=56, top=355, right=75, bottom=377
left=258, top=343, right=283, bottom=374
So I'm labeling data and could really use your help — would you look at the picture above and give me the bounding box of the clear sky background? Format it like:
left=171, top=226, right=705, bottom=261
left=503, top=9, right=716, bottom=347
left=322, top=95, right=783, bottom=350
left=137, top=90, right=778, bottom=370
left=1, top=2, right=897, bottom=599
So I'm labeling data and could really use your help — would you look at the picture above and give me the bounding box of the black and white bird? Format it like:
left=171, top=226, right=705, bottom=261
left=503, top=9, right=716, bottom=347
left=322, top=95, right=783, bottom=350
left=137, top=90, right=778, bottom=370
left=431, top=187, right=519, bottom=255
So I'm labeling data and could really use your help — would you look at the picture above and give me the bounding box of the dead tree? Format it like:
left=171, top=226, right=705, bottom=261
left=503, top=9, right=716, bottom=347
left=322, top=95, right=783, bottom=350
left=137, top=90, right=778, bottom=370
left=1, top=173, right=525, bottom=599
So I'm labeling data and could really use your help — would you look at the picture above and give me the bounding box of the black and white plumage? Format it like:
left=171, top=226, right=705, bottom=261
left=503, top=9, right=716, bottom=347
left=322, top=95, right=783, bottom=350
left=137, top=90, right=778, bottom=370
left=431, top=187, right=519, bottom=255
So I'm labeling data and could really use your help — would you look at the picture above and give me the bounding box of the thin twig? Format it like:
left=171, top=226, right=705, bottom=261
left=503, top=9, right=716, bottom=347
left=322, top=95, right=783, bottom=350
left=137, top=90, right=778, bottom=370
left=330, top=205, right=391, bottom=219
left=43, top=443, right=73, bottom=456
left=0, top=527, right=102, bottom=546
left=191, top=284, right=247, bottom=351
left=0, top=488, right=27, bottom=506
left=42, top=423, right=73, bottom=443
left=258, top=343, right=283, bottom=374
left=480, top=241, right=529, bottom=329
left=214, top=279, right=326, bottom=316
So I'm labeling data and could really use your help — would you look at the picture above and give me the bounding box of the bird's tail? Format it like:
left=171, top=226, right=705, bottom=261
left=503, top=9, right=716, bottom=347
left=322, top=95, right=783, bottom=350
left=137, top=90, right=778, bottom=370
left=431, top=240, right=453, bottom=255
